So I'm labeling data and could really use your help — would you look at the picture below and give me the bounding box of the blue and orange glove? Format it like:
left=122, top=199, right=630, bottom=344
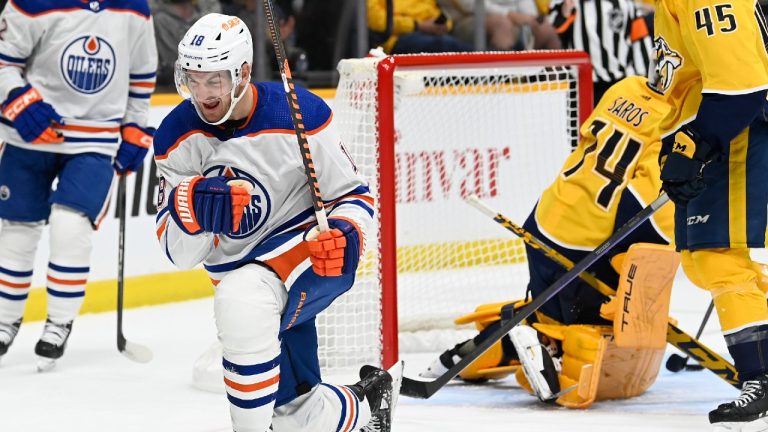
left=168, top=176, right=251, bottom=235
left=1, top=84, right=64, bottom=144
left=659, top=125, right=719, bottom=205
left=114, top=123, right=155, bottom=174
left=305, top=218, right=362, bottom=277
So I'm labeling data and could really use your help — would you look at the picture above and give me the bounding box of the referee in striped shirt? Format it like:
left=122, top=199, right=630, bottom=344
left=548, top=0, right=654, bottom=104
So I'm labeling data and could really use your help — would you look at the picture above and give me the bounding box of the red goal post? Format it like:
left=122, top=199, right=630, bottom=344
left=318, top=51, right=593, bottom=373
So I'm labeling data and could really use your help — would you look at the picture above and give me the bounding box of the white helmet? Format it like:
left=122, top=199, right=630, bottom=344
left=175, top=14, right=254, bottom=125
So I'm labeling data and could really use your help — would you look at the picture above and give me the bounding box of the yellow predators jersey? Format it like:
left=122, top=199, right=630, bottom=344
left=535, top=76, right=675, bottom=250
left=654, top=0, right=768, bottom=132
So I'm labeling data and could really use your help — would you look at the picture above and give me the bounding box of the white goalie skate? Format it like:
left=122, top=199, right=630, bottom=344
left=509, top=325, right=561, bottom=402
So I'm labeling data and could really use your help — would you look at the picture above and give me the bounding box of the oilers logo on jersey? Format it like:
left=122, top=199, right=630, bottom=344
left=60, top=35, right=115, bottom=94
left=203, top=166, right=271, bottom=239
left=652, top=37, right=682, bottom=93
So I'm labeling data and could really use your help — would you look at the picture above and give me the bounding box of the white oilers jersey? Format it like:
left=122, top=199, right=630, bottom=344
left=154, top=83, right=374, bottom=287
left=0, top=0, right=157, bottom=155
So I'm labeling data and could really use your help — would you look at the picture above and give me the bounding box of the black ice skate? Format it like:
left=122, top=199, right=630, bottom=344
left=35, top=319, right=73, bottom=372
left=710, top=374, right=768, bottom=431
left=353, top=361, right=404, bottom=432
left=0, top=319, right=22, bottom=360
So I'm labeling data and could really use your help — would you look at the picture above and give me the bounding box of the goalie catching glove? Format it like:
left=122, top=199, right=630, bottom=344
left=168, top=176, right=251, bottom=235
left=659, top=124, right=719, bottom=205
left=1, top=84, right=64, bottom=144
left=304, top=218, right=362, bottom=277
left=114, top=124, right=154, bottom=174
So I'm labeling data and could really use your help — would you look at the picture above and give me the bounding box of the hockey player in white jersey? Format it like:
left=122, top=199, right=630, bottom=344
left=0, top=0, right=157, bottom=371
left=154, top=13, right=401, bottom=432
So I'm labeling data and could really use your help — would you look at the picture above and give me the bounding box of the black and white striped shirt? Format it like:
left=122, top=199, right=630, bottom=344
left=548, top=0, right=654, bottom=86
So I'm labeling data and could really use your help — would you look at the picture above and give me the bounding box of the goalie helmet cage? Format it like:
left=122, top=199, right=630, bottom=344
left=317, top=51, right=592, bottom=374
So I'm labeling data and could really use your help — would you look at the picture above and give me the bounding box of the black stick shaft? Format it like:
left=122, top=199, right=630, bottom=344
left=117, top=175, right=126, bottom=352
left=262, top=0, right=328, bottom=231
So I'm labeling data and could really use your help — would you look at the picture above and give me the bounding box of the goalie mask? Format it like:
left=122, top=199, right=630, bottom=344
left=175, top=14, right=254, bottom=125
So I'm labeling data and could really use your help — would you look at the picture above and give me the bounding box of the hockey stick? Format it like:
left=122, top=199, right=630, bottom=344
left=116, top=175, right=153, bottom=363
left=464, top=196, right=737, bottom=387
left=263, top=0, right=329, bottom=232
left=665, top=300, right=713, bottom=372
left=400, top=193, right=671, bottom=399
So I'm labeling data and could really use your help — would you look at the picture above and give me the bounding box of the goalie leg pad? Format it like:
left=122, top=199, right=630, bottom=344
left=528, top=323, right=664, bottom=408
left=597, top=342, right=665, bottom=401
left=599, top=243, right=680, bottom=349
left=538, top=323, right=607, bottom=409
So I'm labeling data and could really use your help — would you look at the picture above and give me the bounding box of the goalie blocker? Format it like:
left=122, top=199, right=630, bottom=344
left=424, top=243, right=678, bottom=408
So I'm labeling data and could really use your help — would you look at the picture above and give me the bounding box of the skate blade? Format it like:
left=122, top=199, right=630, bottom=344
left=388, top=360, right=404, bottom=418
left=713, top=418, right=768, bottom=432
left=552, top=384, right=577, bottom=399
left=36, top=357, right=57, bottom=373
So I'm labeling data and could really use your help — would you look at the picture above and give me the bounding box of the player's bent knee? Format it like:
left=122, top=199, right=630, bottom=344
left=214, top=264, right=287, bottom=354
left=686, top=248, right=768, bottom=331
left=712, top=288, right=768, bottom=333
left=48, top=205, right=94, bottom=262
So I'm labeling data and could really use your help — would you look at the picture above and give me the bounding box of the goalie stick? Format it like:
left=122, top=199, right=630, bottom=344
left=263, top=0, right=329, bottom=232
left=400, top=193, right=670, bottom=399
left=464, top=195, right=737, bottom=387
left=116, top=176, right=153, bottom=363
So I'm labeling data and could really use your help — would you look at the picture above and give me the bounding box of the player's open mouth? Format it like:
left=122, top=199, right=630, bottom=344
left=202, top=100, right=220, bottom=110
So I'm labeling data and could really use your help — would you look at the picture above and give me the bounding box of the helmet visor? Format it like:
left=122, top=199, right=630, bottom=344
left=175, top=62, right=238, bottom=102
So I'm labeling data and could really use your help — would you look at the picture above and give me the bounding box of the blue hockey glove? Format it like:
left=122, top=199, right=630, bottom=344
left=1, top=84, right=64, bottom=144
left=659, top=125, right=718, bottom=205
left=304, top=217, right=361, bottom=277
left=114, top=123, right=155, bottom=174
left=168, top=176, right=251, bottom=235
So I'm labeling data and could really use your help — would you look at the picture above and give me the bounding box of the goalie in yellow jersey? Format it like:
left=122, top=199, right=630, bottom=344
left=653, top=0, right=768, bottom=428
left=419, top=74, right=679, bottom=409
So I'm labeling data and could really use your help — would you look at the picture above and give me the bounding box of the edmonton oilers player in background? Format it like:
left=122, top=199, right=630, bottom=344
left=0, top=0, right=157, bottom=371
left=154, top=13, right=401, bottom=432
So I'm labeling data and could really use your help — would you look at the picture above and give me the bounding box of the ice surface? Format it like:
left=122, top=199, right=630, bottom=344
left=0, top=268, right=745, bottom=431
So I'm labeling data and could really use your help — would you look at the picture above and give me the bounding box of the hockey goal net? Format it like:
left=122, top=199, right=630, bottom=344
left=317, top=51, right=592, bottom=374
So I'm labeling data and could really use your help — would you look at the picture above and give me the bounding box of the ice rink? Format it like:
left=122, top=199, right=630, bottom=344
left=0, top=269, right=747, bottom=432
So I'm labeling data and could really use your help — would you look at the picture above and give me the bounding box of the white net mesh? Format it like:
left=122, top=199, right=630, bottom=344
left=317, top=53, right=585, bottom=374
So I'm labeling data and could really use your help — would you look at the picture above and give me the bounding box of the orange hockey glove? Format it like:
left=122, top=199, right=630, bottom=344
left=305, top=218, right=361, bottom=277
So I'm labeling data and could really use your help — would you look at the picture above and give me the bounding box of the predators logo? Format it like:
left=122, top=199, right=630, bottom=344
left=652, top=37, right=682, bottom=93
